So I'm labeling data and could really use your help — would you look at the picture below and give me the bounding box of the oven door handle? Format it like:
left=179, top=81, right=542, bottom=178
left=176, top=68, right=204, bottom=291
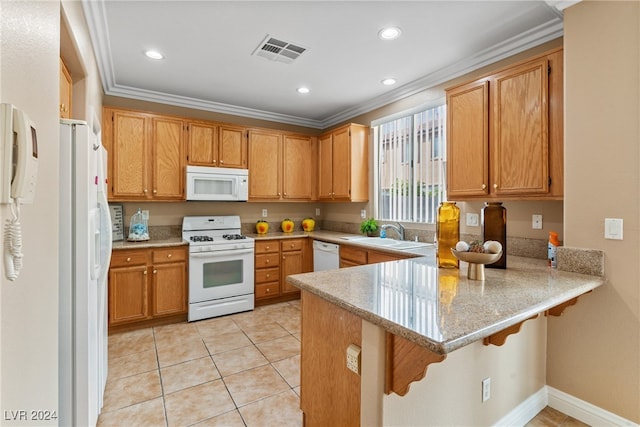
left=190, top=249, right=255, bottom=258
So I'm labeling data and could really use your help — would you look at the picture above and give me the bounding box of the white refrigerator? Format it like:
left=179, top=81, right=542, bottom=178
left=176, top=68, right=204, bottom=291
left=59, top=118, right=112, bottom=427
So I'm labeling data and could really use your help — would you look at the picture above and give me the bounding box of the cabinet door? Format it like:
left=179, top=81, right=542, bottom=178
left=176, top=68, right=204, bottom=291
left=491, top=58, right=549, bottom=195
left=281, top=249, right=303, bottom=294
left=108, top=265, right=150, bottom=325
left=152, top=117, right=184, bottom=199
left=283, top=134, right=313, bottom=200
left=152, top=262, right=187, bottom=317
left=219, top=125, right=247, bottom=168
left=187, top=121, right=217, bottom=166
left=446, top=80, right=490, bottom=198
left=248, top=130, right=281, bottom=199
left=318, top=133, right=334, bottom=200
left=59, top=58, right=72, bottom=119
left=111, top=110, right=149, bottom=199
left=331, top=127, right=352, bottom=200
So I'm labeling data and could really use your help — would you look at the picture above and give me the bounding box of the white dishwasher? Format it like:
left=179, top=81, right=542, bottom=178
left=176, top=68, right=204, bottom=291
left=313, top=240, right=340, bottom=271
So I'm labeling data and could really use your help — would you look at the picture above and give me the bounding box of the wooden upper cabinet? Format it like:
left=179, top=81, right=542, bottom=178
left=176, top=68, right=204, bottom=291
left=219, top=125, right=247, bottom=168
left=318, top=124, right=369, bottom=202
left=104, top=107, right=185, bottom=201
left=318, top=133, right=334, bottom=201
left=445, top=47, right=563, bottom=200
left=248, top=129, right=282, bottom=200
left=187, top=121, right=217, bottom=165
left=491, top=58, right=549, bottom=196
left=283, top=134, right=313, bottom=200
left=151, top=117, right=184, bottom=200
left=446, top=80, right=489, bottom=198
left=187, top=122, right=247, bottom=168
left=59, top=58, right=72, bottom=119
left=109, top=109, right=149, bottom=199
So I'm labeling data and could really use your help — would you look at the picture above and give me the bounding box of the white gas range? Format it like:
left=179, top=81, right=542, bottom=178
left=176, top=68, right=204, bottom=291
left=182, top=216, right=255, bottom=321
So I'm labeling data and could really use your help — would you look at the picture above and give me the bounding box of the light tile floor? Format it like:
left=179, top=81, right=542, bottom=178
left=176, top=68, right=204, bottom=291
left=98, top=301, right=303, bottom=427
left=99, top=299, right=585, bottom=427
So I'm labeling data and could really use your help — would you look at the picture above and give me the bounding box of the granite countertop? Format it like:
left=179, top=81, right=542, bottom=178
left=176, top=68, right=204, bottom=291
left=287, top=255, right=604, bottom=355
left=111, top=237, right=187, bottom=250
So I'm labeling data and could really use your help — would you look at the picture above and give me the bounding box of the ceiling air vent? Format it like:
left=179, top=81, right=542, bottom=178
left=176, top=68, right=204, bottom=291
left=252, top=35, right=306, bottom=64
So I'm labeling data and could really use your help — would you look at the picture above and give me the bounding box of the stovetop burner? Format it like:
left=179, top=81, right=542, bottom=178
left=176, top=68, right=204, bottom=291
left=222, top=234, right=247, bottom=240
left=190, top=236, right=214, bottom=242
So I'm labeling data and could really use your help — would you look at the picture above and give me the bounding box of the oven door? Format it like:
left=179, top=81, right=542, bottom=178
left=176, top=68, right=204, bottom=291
left=189, top=248, right=254, bottom=303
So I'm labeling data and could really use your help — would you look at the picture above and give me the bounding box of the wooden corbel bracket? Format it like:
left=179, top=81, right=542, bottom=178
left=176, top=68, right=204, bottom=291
left=384, top=333, right=446, bottom=396
left=483, top=314, right=539, bottom=346
left=545, top=291, right=591, bottom=317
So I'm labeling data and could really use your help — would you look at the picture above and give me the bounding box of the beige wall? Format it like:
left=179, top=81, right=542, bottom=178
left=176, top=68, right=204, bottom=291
left=548, top=1, right=640, bottom=422
left=0, top=1, right=60, bottom=421
left=380, top=317, right=547, bottom=425
left=0, top=0, right=104, bottom=423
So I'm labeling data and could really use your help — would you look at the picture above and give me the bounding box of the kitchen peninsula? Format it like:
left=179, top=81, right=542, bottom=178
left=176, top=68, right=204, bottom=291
left=287, top=254, right=604, bottom=426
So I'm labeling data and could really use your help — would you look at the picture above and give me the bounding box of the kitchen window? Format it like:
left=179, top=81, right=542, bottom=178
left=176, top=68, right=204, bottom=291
left=374, top=103, right=447, bottom=224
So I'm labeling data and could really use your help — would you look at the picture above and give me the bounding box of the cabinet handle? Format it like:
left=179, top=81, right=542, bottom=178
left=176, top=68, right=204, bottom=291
left=266, top=288, right=271, bottom=293
left=283, top=256, right=286, bottom=260
left=493, top=184, right=498, bottom=189
left=153, top=189, right=157, bottom=194
left=283, top=192, right=287, bottom=196
left=126, top=257, right=131, bottom=262
left=482, top=184, right=487, bottom=190
left=143, top=270, right=147, bottom=275
left=266, top=274, right=270, bottom=278
left=278, top=192, right=281, bottom=196
left=212, top=160, right=217, bottom=164
left=220, top=160, right=224, bottom=164
left=290, top=243, right=294, bottom=248
left=144, top=189, right=148, bottom=193
left=266, top=259, right=270, bottom=264
left=266, top=246, right=270, bottom=250
left=153, top=269, right=157, bottom=274
left=167, top=253, right=172, bottom=258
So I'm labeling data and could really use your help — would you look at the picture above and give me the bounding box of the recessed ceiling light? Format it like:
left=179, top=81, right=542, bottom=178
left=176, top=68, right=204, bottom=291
left=297, top=87, right=310, bottom=94
left=381, top=78, right=397, bottom=86
left=378, top=26, right=402, bottom=40
left=144, top=50, right=164, bottom=60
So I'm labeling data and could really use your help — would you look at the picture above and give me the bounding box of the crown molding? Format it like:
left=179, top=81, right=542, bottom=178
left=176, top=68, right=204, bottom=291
left=83, top=0, right=563, bottom=130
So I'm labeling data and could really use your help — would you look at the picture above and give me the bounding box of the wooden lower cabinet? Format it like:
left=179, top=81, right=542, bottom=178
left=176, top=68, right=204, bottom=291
left=255, top=238, right=311, bottom=305
left=109, top=246, right=188, bottom=332
left=339, top=244, right=413, bottom=267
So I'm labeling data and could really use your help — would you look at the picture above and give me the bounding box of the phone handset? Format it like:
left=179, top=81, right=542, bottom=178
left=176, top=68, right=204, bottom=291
left=4, top=200, right=22, bottom=281
left=1, top=104, right=38, bottom=281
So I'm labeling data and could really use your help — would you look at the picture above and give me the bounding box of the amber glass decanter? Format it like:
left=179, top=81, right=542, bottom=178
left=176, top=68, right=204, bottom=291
left=482, top=202, right=507, bottom=268
left=436, top=202, right=460, bottom=268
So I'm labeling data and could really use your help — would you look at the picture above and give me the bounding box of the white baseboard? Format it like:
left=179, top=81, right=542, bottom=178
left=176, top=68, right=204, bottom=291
left=494, top=387, right=548, bottom=427
left=547, top=386, right=639, bottom=427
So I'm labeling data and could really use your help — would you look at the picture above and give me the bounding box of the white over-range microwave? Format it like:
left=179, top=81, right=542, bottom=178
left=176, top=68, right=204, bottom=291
left=186, top=166, right=249, bottom=201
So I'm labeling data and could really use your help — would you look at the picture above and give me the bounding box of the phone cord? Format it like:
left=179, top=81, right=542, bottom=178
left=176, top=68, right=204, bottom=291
left=4, top=200, right=23, bottom=281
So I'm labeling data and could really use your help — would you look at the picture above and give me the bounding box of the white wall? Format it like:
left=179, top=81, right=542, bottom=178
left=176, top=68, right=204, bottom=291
left=0, top=1, right=60, bottom=423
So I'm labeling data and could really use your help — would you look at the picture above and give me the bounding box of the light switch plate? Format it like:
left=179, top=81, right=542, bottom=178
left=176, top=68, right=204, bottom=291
left=604, top=218, right=623, bottom=240
left=141, top=210, right=149, bottom=220
left=315, top=208, right=320, bottom=216
left=360, top=209, right=366, bottom=219
left=262, top=209, right=268, bottom=218
left=466, top=213, right=479, bottom=227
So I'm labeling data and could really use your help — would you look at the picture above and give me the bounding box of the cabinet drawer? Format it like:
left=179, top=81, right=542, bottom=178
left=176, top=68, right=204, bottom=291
left=255, top=267, right=280, bottom=284
left=255, top=240, right=279, bottom=254
left=152, top=247, right=187, bottom=264
left=255, top=253, right=280, bottom=268
left=256, top=282, right=280, bottom=299
left=340, top=245, right=367, bottom=264
left=281, top=239, right=304, bottom=252
left=111, top=250, right=147, bottom=267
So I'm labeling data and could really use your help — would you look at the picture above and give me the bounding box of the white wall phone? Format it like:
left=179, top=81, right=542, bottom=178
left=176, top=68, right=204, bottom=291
left=1, top=103, right=39, bottom=280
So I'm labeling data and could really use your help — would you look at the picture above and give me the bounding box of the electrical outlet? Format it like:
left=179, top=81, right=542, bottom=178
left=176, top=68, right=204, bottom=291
left=315, top=208, right=320, bottom=216
left=482, top=378, right=491, bottom=402
left=466, top=213, right=479, bottom=227
left=346, top=344, right=361, bottom=375
left=262, top=209, right=268, bottom=218
left=532, top=214, right=543, bottom=229
left=360, top=209, right=366, bottom=219
left=141, top=210, right=149, bottom=220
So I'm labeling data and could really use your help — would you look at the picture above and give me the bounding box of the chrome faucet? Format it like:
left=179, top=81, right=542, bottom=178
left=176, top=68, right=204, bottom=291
left=381, top=222, right=405, bottom=241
